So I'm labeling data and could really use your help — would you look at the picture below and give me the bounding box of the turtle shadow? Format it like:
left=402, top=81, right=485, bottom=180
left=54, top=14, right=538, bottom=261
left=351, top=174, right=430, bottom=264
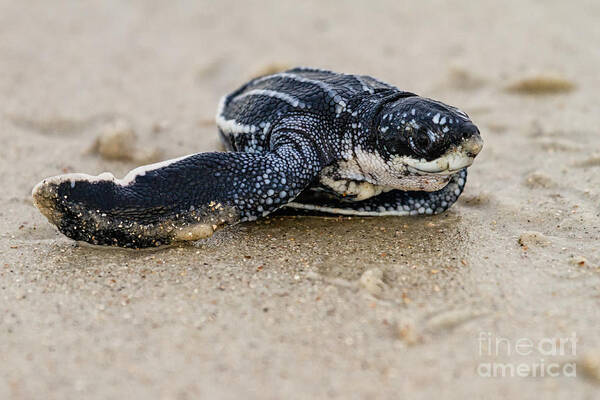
left=31, top=211, right=472, bottom=288
left=236, top=211, right=472, bottom=280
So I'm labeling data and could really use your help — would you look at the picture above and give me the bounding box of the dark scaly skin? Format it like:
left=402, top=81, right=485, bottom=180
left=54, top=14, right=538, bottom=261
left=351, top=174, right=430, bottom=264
left=34, top=128, right=329, bottom=247
left=33, top=67, right=482, bottom=248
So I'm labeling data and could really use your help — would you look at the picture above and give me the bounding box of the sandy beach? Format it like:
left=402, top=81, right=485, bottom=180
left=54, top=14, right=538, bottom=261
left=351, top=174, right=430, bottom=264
left=1, top=1, right=600, bottom=398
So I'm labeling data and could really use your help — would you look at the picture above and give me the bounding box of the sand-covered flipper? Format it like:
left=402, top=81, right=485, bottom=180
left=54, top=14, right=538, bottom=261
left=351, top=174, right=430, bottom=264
left=33, top=132, right=325, bottom=248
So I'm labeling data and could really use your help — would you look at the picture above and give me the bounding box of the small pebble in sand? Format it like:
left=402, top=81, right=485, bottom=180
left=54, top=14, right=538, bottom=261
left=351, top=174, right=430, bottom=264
left=579, top=350, right=600, bottom=383
left=518, top=231, right=550, bottom=248
left=569, top=255, right=588, bottom=267
left=425, top=309, right=482, bottom=333
left=574, top=153, right=600, bottom=168
left=90, top=119, right=136, bottom=160
left=396, top=322, right=420, bottom=345
left=359, top=268, right=385, bottom=297
left=89, top=119, right=162, bottom=163
left=523, top=172, right=556, bottom=189
left=505, top=74, right=575, bottom=95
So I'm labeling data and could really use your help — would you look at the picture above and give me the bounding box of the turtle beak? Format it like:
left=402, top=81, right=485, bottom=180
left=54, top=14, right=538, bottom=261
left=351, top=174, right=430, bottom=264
left=402, top=128, right=483, bottom=175
left=460, top=123, right=483, bottom=158
left=462, top=134, right=483, bottom=158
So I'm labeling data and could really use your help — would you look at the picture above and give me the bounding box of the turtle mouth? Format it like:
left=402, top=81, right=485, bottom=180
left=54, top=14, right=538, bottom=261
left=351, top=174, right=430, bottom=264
left=407, top=164, right=471, bottom=176
left=402, top=153, right=473, bottom=176
left=403, top=135, right=483, bottom=176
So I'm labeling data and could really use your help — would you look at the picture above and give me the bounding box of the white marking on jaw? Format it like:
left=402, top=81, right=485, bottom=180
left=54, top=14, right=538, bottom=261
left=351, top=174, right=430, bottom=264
left=398, top=142, right=477, bottom=175
left=324, top=148, right=448, bottom=193
left=231, top=89, right=306, bottom=108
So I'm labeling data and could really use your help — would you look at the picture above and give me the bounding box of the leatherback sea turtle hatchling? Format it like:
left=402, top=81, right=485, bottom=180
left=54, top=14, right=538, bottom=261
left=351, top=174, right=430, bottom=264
left=33, top=67, right=483, bottom=248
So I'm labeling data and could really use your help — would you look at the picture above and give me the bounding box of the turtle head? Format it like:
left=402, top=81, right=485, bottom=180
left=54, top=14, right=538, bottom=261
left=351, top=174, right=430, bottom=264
left=374, top=96, right=483, bottom=190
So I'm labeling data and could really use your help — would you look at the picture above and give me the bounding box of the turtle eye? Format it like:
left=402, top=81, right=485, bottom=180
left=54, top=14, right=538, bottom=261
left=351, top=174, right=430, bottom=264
left=411, top=130, right=433, bottom=155
left=415, top=132, right=430, bottom=149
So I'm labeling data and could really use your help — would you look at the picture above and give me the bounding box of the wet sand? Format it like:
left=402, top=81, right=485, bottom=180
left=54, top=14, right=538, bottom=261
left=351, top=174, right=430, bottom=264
left=1, top=1, right=599, bottom=398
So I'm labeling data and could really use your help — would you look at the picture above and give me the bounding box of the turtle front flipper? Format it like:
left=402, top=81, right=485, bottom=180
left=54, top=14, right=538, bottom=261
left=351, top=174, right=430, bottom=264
left=285, top=169, right=467, bottom=216
left=33, top=132, right=325, bottom=248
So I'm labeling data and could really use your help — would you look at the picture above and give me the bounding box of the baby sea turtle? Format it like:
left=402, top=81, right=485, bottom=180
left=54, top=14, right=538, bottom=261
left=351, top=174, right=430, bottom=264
left=33, top=67, right=483, bottom=248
